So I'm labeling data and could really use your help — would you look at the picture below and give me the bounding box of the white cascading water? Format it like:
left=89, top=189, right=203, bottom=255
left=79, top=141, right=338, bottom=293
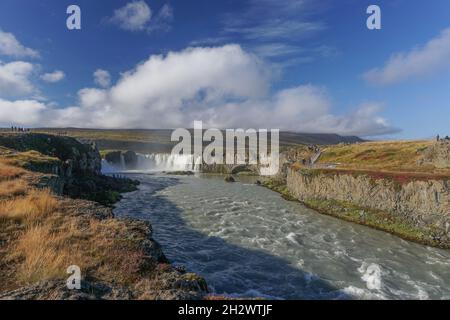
left=102, top=153, right=202, bottom=173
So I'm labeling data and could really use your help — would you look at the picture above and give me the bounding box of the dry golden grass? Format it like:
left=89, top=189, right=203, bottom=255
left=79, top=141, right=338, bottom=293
left=0, top=162, right=26, bottom=182
left=317, top=140, right=445, bottom=173
left=0, top=188, right=59, bottom=222
left=13, top=223, right=84, bottom=283
left=11, top=215, right=146, bottom=285
left=87, top=219, right=146, bottom=285
left=2, top=150, right=59, bottom=169
left=0, top=179, right=28, bottom=199
left=0, top=157, right=146, bottom=290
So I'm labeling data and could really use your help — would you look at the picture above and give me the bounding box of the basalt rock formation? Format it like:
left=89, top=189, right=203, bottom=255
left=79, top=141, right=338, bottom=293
left=286, top=168, right=450, bottom=247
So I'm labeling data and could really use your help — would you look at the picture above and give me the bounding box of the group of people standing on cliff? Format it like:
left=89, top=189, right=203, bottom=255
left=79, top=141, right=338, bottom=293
left=436, top=135, right=450, bottom=142
left=10, top=126, right=31, bottom=133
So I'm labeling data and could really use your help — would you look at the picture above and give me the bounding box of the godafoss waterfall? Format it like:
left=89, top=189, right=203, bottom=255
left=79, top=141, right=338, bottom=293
left=102, top=153, right=202, bottom=173
left=111, top=172, right=450, bottom=300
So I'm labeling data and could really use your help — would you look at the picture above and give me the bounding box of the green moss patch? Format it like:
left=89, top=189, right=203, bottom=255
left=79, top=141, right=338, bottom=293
left=262, top=178, right=297, bottom=201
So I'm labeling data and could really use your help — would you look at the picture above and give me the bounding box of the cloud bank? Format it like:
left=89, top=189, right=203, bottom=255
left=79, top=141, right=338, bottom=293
left=0, top=61, right=36, bottom=97
left=0, top=45, right=397, bottom=137
left=364, top=27, right=450, bottom=85
left=0, top=98, right=46, bottom=125
left=0, top=29, right=39, bottom=58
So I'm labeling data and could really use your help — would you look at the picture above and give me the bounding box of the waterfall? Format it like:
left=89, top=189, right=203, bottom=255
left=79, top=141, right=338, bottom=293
left=120, top=153, right=126, bottom=168
left=102, top=153, right=202, bottom=173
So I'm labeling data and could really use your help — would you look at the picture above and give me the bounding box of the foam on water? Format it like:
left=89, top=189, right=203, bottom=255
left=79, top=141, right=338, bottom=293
left=359, top=262, right=382, bottom=290
left=114, top=174, right=450, bottom=299
left=286, top=233, right=300, bottom=245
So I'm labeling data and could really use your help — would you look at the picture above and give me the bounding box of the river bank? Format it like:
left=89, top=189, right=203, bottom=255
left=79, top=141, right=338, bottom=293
left=113, top=173, right=450, bottom=299
left=0, top=133, right=208, bottom=300
left=260, top=141, right=450, bottom=249
left=263, top=175, right=450, bottom=249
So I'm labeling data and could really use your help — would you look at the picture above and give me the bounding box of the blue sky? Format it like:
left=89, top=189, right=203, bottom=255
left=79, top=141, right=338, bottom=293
left=0, top=0, right=449, bottom=138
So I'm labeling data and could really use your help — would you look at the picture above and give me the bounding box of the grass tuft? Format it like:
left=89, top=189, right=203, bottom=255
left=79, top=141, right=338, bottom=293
left=0, top=189, right=59, bottom=222
left=0, top=179, right=28, bottom=199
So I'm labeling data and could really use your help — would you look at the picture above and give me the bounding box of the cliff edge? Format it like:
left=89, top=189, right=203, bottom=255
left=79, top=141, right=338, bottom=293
left=0, top=133, right=208, bottom=300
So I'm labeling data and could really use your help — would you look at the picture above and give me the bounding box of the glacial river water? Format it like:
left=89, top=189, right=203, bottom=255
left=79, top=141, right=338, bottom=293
left=114, top=173, right=450, bottom=300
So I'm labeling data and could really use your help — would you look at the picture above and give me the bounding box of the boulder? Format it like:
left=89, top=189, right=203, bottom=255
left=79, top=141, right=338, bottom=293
left=224, top=175, right=235, bottom=183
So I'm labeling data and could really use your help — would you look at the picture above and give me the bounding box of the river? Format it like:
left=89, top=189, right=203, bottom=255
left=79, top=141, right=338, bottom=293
left=113, top=173, right=450, bottom=300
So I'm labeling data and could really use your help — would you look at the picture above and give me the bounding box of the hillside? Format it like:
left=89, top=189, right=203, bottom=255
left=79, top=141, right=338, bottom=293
left=316, top=140, right=450, bottom=175
left=24, top=128, right=363, bottom=153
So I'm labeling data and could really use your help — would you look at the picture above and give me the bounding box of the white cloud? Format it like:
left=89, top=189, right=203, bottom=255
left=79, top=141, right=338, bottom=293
left=204, top=86, right=397, bottom=136
left=0, top=29, right=39, bottom=59
left=40, top=70, right=65, bottom=83
left=0, top=61, right=36, bottom=97
left=93, top=69, right=111, bottom=88
left=110, top=1, right=152, bottom=31
left=56, top=45, right=270, bottom=128
left=60, top=46, right=396, bottom=135
left=0, top=98, right=46, bottom=126
left=253, top=43, right=304, bottom=58
left=147, top=4, right=173, bottom=33
left=222, top=0, right=326, bottom=41
left=109, top=1, right=173, bottom=33
left=364, top=27, right=450, bottom=85
left=226, top=20, right=325, bottom=40
left=0, top=45, right=397, bottom=137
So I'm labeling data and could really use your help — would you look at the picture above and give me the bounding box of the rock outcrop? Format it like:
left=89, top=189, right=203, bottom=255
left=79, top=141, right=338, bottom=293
left=201, top=163, right=263, bottom=175
left=103, top=150, right=139, bottom=169
left=0, top=133, right=101, bottom=175
left=418, top=140, right=450, bottom=169
left=104, top=151, right=122, bottom=166
left=123, top=151, right=138, bottom=169
left=0, top=133, right=138, bottom=205
left=287, top=168, right=450, bottom=246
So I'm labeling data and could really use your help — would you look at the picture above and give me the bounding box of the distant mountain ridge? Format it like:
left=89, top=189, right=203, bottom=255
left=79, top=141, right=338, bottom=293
left=22, top=128, right=364, bottom=153
left=279, top=131, right=364, bottom=146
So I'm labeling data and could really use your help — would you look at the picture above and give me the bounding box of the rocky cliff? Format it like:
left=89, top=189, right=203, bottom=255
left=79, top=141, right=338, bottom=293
left=418, top=140, right=450, bottom=169
left=287, top=168, right=450, bottom=247
left=0, top=133, right=101, bottom=175
left=0, top=133, right=138, bottom=205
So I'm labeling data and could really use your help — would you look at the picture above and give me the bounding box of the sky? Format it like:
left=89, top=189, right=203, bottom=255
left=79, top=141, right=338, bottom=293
left=0, top=0, right=450, bottom=138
